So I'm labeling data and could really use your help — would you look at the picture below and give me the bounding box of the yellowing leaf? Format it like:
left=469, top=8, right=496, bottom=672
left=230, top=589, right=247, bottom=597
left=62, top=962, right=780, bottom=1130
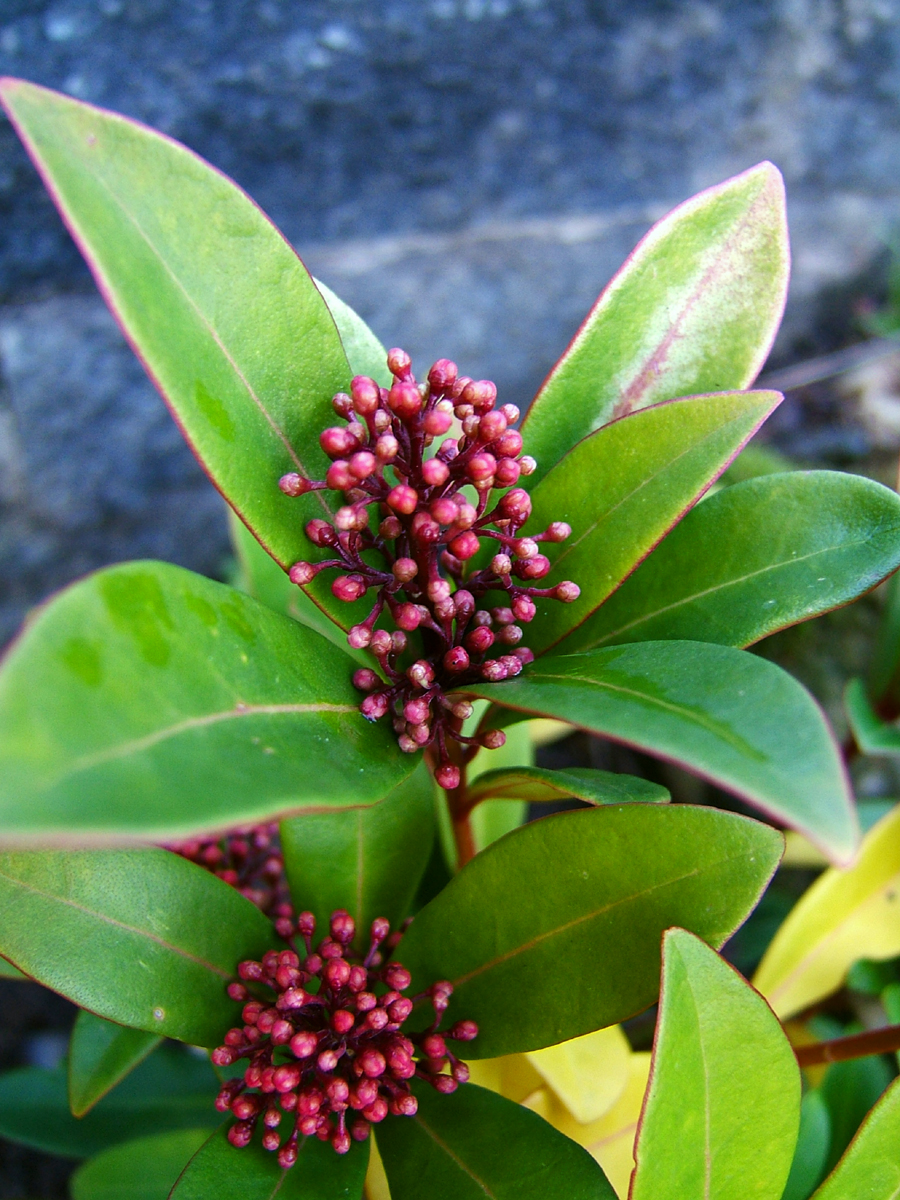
left=366, top=1136, right=392, bottom=1200
left=466, top=1053, right=544, bottom=1102
left=525, top=1026, right=631, bottom=1124
left=754, top=804, right=900, bottom=1018
left=523, top=1053, right=651, bottom=1199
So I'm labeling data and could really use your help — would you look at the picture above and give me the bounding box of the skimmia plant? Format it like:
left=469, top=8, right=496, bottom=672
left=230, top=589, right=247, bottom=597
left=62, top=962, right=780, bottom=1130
left=2, top=78, right=900, bottom=1199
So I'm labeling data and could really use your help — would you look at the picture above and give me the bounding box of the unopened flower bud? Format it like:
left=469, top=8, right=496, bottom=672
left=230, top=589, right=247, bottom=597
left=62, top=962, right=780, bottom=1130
left=512, top=595, right=537, bottom=622
left=422, top=457, right=450, bottom=486
left=375, top=434, right=400, bottom=462
left=387, top=485, right=418, bottom=514
left=465, top=626, right=494, bottom=654
left=513, top=537, right=539, bottom=559
left=388, top=381, right=422, bottom=418
left=462, top=380, right=497, bottom=410
left=305, top=518, right=337, bottom=547
left=556, top=581, right=580, bottom=602
left=498, top=488, right=532, bottom=521
left=435, top=763, right=461, bottom=790
left=350, top=376, right=381, bottom=415
left=518, top=455, right=537, bottom=475
left=332, top=392, right=354, bottom=418
left=424, top=408, right=453, bottom=436
left=407, top=660, right=435, bottom=688
left=481, top=659, right=508, bottom=681
left=404, top=697, right=430, bottom=724
left=320, top=426, right=356, bottom=458
left=545, top=521, right=572, bottom=542
left=498, top=624, right=523, bottom=645
left=467, top=453, right=496, bottom=483
left=360, top=692, right=391, bottom=721
left=392, top=557, right=418, bottom=583
left=348, top=625, right=372, bottom=650
left=449, top=531, right=480, bottom=560
left=428, top=358, right=458, bottom=390
left=326, top=460, right=354, bottom=490
left=450, top=1019, right=479, bottom=1041
left=395, top=603, right=422, bottom=631
left=349, top=450, right=377, bottom=479
left=494, top=458, right=521, bottom=487
left=387, top=348, right=412, bottom=378
left=443, top=646, right=470, bottom=672
left=379, top=514, right=402, bottom=538
left=517, top=554, right=551, bottom=580
left=482, top=729, right=507, bottom=749
left=479, top=411, right=507, bottom=441
left=289, top=562, right=316, bottom=586
left=332, top=575, right=367, bottom=602
left=493, top=429, right=523, bottom=457
left=279, top=472, right=313, bottom=497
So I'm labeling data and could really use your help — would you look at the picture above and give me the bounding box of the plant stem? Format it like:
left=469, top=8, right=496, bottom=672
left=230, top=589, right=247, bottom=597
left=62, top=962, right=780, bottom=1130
left=794, top=1023, right=900, bottom=1067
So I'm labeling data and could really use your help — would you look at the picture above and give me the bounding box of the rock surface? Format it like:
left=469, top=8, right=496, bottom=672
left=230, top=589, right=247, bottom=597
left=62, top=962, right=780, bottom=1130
left=3, top=0, right=900, bottom=642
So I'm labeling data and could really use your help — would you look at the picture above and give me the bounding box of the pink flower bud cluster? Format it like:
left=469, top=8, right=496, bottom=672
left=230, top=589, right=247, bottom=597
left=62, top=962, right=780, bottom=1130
left=279, top=349, right=580, bottom=787
left=169, top=823, right=292, bottom=921
left=213, top=910, right=476, bottom=1164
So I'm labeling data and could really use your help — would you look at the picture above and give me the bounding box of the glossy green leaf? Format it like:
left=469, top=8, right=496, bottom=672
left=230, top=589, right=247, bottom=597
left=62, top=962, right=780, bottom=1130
left=169, top=1124, right=369, bottom=1199
left=0, top=79, right=350, bottom=587
left=377, top=1080, right=615, bottom=1200
left=559, top=472, right=900, bottom=653
left=845, top=678, right=900, bottom=755
left=630, top=930, right=800, bottom=1200
left=0, top=848, right=272, bottom=1045
left=465, top=766, right=669, bottom=808
left=821, top=1053, right=893, bottom=1176
left=71, top=1129, right=211, bottom=1200
left=523, top=390, right=780, bottom=656
left=228, top=510, right=370, bottom=666
left=280, top=762, right=435, bottom=950
left=869, top=570, right=900, bottom=707
left=470, top=641, right=857, bottom=863
left=782, top=1092, right=831, bottom=1200
left=813, top=1076, right=900, bottom=1198
left=314, top=278, right=391, bottom=385
left=68, top=1010, right=162, bottom=1117
left=0, top=1047, right=218, bottom=1158
left=398, top=804, right=782, bottom=1058
left=467, top=715, right=534, bottom=856
left=521, top=162, right=788, bottom=486
left=0, top=561, right=413, bottom=841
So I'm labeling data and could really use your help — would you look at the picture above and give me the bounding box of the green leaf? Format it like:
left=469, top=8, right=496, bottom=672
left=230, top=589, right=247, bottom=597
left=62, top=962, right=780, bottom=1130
left=820, top=1051, right=893, bottom=1177
left=71, top=1129, right=212, bottom=1200
left=520, top=162, right=788, bottom=485
left=68, top=1010, right=162, bottom=1117
left=559, top=472, right=900, bottom=654
left=0, top=957, right=26, bottom=979
left=523, top=390, right=781, bottom=656
left=169, top=1124, right=369, bottom=1199
left=467, top=715, right=534, bottom=856
left=813, top=1076, right=900, bottom=1198
left=0, top=561, right=413, bottom=841
left=0, top=848, right=272, bottom=1045
left=314, top=278, right=391, bottom=384
left=280, top=761, right=435, bottom=950
left=0, top=78, right=351, bottom=589
left=397, top=804, right=782, bottom=1058
left=782, top=1092, right=831, bottom=1200
left=845, top=678, right=900, bottom=755
left=465, top=765, right=669, bottom=809
left=0, top=1046, right=218, bottom=1158
left=630, top=930, right=800, bottom=1200
left=470, top=641, right=857, bottom=864
left=228, top=510, right=370, bottom=666
left=377, top=1080, right=615, bottom=1200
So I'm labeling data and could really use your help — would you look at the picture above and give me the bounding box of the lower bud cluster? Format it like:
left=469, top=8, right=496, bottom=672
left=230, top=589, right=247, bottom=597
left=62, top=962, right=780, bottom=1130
left=279, top=348, right=580, bottom=786
left=169, top=823, right=292, bottom=920
left=212, top=909, right=477, bottom=1165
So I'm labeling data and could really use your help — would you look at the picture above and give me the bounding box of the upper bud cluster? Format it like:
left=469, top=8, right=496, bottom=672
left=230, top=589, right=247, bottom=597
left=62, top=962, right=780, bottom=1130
left=213, top=909, right=477, bottom=1164
left=279, top=350, right=579, bottom=786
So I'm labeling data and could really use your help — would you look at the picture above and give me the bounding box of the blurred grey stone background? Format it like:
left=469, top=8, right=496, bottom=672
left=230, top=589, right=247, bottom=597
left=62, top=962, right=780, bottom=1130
left=2, top=0, right=900, bottom=644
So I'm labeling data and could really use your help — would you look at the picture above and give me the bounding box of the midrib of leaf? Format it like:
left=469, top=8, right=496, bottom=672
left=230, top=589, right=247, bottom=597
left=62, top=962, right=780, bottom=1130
left=0, top=866, right=232, bottom=977
left=48, top=701, right=356, bottom=784
left=613, top=182, right=771, bottom=420
left=412, top=1114, right=496, bottom=1198
left=518, top=671, right=766, bottom=760
left=586, top=536, right=876, bottom=648
left=548, top=413, right=753, bottom=572
left=448, top=859, right=742, bottom=989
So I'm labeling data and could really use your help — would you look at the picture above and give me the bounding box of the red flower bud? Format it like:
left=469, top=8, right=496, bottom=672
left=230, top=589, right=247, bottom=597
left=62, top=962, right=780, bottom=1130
left=448, top=531, right=480, bottom=560
left=387, top=485, right=418, bottom=514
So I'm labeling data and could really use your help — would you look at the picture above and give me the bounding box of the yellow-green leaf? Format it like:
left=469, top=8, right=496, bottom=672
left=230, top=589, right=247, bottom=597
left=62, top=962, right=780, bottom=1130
left=754, top=804, right=900, bottom=1019
left=525, top=1026, right=631, bottom=1125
